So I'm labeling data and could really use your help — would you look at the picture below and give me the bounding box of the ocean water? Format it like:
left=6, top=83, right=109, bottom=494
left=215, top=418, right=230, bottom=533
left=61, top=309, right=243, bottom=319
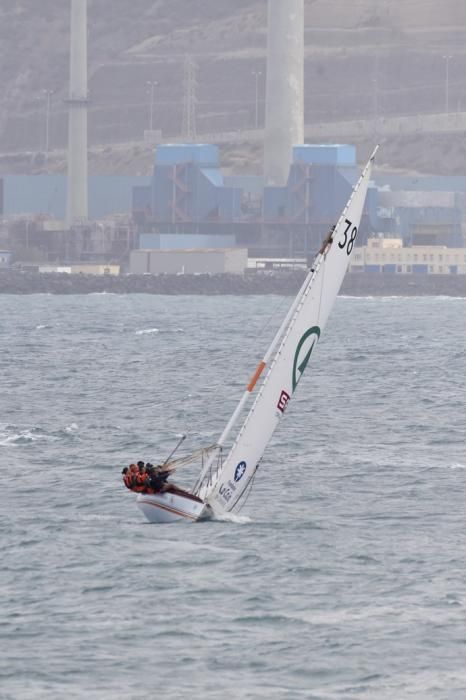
left=1, top=293, right=465, bottom=700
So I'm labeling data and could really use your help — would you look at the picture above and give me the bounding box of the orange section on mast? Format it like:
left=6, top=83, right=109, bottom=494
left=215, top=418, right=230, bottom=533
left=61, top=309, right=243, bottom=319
left=247, top=361, right=266, bottom=392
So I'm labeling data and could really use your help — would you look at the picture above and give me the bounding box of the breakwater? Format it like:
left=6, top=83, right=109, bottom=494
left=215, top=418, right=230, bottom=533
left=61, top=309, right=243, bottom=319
left=1, top=269, right=466, bottom=296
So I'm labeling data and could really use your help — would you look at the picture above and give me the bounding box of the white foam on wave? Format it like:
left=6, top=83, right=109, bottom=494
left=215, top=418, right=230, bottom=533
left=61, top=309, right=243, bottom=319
left=136, top=327, right=184, bottom=335
left=136, top=328, right=159, bottom=335
left=77, top=513, right=117, bottom=522
left=0, top=423, right=79, bottom=447
left=0, top=429, right=60, bottom=447
left=211, top=511, right=253, bottom=525
left=450, top=462, right=466, bottom=470
left=339, top=295, right=380, bottom=300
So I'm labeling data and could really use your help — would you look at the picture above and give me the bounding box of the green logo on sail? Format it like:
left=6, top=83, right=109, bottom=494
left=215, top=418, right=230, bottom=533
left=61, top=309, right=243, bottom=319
left=292, top=326, right=321, bottom=391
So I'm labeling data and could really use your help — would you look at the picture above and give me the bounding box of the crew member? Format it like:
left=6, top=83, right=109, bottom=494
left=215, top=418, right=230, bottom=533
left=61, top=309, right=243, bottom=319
left=145, top=465, right=168, bottom=493
left=133, top=462, right=148, bottom=492
left=129, top=463, right=139, bottom=490
left=122, top=465, right=136, bottom=490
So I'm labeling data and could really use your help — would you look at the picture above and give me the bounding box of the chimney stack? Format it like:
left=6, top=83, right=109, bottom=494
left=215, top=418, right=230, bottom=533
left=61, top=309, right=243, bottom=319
left=264, top=0, right=304, bottom=186
left=66, top=0, right=88, bottom=227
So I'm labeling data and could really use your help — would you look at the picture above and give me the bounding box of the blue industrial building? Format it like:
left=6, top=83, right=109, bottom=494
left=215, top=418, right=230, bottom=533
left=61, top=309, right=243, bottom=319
left=1, top=143, right=464, bottom=260
left=263, top=145, right=357, bottom=223
left=396, top=206, right=461, bottom=247
left=260, top=144, right=379, bottom=255
left=132, top=142, right=465, bottom=257
left=133, top=144, right=241, bottom=225
left=1, top=175, right=149, bottom=220
left=133, top=143, right=377, bottom=258
left=374, top=174, right=465, bottom=247
left=133, top=143, right=259, bottom=252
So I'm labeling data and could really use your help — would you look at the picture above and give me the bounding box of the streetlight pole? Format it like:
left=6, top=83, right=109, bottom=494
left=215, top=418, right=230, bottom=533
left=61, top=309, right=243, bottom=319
left=252, top=70, right=262, bottom=129
left=443, top=55, right=452, bottom=114
left=372, top=77, right=379, bottom=137
left=373, top=77, right=379, bottom=119
left=43, top=89, right=55, bottom=152
left=146, top=80, right=158, bottom=131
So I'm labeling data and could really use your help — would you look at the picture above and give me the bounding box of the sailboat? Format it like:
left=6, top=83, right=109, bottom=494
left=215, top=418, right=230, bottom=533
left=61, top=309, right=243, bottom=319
left=136, top=146, right=378, bottom=523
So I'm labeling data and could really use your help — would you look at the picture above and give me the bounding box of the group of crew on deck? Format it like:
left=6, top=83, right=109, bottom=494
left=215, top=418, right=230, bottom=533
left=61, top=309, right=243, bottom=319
left=122, top=461, right=173, bottom=494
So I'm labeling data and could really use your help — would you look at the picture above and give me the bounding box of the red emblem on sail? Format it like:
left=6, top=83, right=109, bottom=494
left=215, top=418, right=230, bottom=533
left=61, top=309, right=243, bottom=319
left=277, top=390, right=290, bottom=413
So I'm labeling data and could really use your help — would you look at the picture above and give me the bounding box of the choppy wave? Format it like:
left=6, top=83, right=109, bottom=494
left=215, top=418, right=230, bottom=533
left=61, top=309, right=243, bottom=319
left=0, top=423, right=81, bottom=447
left=0, top=426, right=60, bottom=446
left=1, top=294, right=465, bottom=700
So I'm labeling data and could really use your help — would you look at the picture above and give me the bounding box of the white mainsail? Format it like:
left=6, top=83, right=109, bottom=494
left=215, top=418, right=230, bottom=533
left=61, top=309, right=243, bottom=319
left=196, top=147, right=378, bottom=514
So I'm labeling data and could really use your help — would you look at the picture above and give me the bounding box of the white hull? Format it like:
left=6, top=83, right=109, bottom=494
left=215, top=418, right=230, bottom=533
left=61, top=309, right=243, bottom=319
left=136, top=492, right=205, bottom=523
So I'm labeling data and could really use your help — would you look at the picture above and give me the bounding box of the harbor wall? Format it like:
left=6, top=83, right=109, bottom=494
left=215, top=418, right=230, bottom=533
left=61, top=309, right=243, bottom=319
left=1, top=271, right=466, bottom=296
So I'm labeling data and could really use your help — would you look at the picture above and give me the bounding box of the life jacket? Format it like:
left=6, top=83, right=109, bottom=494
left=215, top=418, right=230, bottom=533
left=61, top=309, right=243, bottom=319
left=132, top=471, right=147, bottom=493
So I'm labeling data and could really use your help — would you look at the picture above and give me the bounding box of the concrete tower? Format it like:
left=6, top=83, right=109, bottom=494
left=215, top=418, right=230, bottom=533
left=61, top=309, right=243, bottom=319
left=264, top=0, right=304, bottom=186
left=66, top=0, right=88, bottom=227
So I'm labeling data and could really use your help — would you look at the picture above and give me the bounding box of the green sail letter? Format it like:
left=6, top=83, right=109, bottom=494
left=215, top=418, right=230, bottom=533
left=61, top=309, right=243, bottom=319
left=292, top=326, right=321, bottom=391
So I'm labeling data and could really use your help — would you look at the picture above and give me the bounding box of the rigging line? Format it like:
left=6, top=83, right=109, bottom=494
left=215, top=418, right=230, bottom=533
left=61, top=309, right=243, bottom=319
left=166, top=444, right=218, bottom=469
left=255, top=293, right=296, bottom=347
left=317, top=249, right=327, bottom=324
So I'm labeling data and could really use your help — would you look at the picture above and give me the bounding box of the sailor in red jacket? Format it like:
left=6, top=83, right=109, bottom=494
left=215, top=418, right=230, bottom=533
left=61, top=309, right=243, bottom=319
left=134, top=462, right=148, bottom=492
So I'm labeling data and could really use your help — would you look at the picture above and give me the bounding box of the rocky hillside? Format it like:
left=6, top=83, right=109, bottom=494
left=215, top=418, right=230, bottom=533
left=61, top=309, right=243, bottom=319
left=1, top=0, right=466, bottom=175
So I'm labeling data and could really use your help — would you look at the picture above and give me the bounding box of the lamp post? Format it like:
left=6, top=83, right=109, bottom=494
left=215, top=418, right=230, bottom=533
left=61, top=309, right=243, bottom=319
left=251, top=70, right=262, bottom=128
left=443, top=55, right=452, bottom=114
left=372, top=77, right=379, bottom=137
left=146, top=80, right=158, bottom=131
left=372, top=77, right=379, bottom=119
left=43, top=89, right=55, bottom=152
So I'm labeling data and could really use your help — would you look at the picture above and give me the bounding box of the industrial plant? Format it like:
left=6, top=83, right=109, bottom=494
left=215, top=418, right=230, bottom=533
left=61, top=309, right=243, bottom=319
left=1, top=0, right=466, bottom=278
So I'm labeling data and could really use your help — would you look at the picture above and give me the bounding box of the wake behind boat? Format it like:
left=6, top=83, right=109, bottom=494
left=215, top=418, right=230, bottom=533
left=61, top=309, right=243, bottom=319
left=123, top=146, right=378, bottom=524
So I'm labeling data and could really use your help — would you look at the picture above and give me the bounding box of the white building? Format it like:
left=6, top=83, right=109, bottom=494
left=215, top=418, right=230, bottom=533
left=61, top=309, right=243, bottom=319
left=130, top=248, right=248, bottom=275
left=350, top=238, right=466, bottom=274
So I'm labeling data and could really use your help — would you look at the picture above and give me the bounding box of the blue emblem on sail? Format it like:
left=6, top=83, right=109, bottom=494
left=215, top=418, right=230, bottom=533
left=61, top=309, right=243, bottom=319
left=234, top=461, right=247, bottom=482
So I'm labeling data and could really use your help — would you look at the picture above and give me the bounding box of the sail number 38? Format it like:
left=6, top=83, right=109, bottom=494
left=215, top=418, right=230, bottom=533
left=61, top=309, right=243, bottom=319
left=338, top=219, right=358, bottom=256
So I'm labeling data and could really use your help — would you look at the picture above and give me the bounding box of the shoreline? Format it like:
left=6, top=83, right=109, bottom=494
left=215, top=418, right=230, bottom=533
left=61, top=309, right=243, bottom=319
left=1, top=270, right=466, bottom=297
